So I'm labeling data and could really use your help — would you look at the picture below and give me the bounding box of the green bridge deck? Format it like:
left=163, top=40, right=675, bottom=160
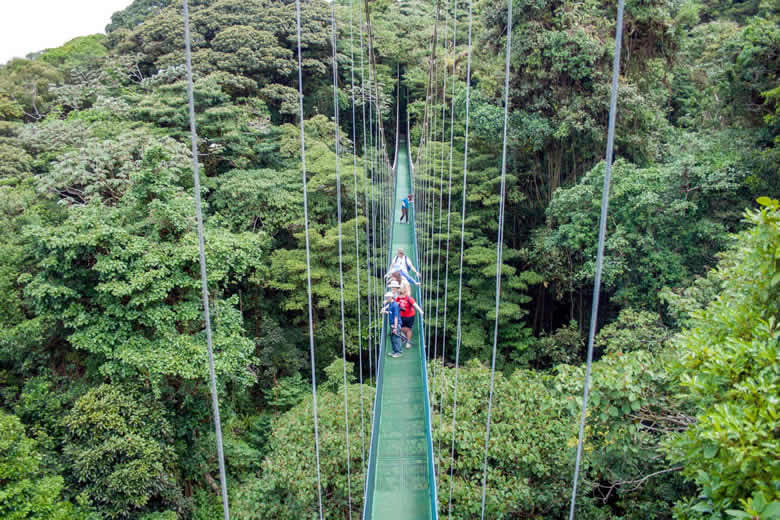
left=363, top=139, right=437, bottom=520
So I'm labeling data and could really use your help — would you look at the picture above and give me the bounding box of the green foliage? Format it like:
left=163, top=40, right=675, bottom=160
left=556, top=348, right=691, bottom=519
left=536, top=128, right=756, bottom=311
left=665, top=198, right=780, bottom=518
left=0, top=58, right=63, bottom=120
left=264, top=373, right=308, bottom=411
left=12, top=375, right=86, bottom=470
left=596, top=308, right=670, bottom=354
left=0, top=411, right=84, bottom=520
left=39, top=35, right=108, bottom=71
left=213, top=168, right=303, bottom=234
left=0, top=140, right=33, bottom=181
left=721, top=16, right=780, bottom=127
left=2, top=122, right=265, bottom=388
left=106, top=0, right=174, bottom=33
left=525, top=320, right=584, bottom=368
left=0, top=0, right=776, bottom=517
left=64, top=384, right=180, bottom=517
left=433, top=360, right=575, bottom=518
left=232, top=378, right=374, bottom=519
left=37, top=128, right=190, bottom=205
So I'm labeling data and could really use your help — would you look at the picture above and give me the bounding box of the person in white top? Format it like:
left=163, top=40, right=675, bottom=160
left=386, top=248, right=420, bottom=286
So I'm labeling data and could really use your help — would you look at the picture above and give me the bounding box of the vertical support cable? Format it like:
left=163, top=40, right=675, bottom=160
left=568, top=1, right=625, bottom=518
left=436, top=0, right=458, bottom=486
left=363, top=0, right=386, bottom=369
left=349, top=0, right=368, bottom=478
left=370, top=98, right=379, bottom=367
left=330, top=2, right=353, bottom=514
left=430, top=19, right=450, bottom=411
left=356, top=6, right=375, bottom=389
left=448, top=0, right=473, bottom=515
left=479, top=0, right=512, bottom=515
left=294, top=0, right=324, bottom=516
left=426, top=20, right=445, bottom=354
left=182, top=2, right=229, bottom=519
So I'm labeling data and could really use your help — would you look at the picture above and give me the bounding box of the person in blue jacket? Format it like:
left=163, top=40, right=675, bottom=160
left=400, top=193, right=412, bottom=223
left=383, top=292, right=403, bottom=357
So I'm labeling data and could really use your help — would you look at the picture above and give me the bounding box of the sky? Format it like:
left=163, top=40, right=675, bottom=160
left=0, top=0, right=134, bottom=65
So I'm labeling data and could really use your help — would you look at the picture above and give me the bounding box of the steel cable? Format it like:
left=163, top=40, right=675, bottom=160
left=348, top=0, right=368, bottom=480
left=294, top=0, right=324, bottom=516
left=447, top=0, right=473, bottom=515
left=182, top=1, right=230, bottom=518
left=329, top=3, right=353, bottom=514
left=478, top=0, right=512, bottom=515
left=568, top=1, right=625, bottom=518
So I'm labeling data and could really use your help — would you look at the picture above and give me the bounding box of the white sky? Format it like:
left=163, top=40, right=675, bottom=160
left=0, top=0, right=135, bottom=65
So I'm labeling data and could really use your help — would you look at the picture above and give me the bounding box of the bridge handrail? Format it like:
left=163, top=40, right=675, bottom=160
left=407, top=118, right=440, bottom=520
left=361, top=139, right=398, bottom=520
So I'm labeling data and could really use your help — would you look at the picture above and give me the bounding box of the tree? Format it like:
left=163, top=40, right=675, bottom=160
left=106, top=0, right=175, bottom=33
left=0, top=59, right=63, bottom=120
left=665, top=197, right=780, bottom=519
left=556, top=350, right=693, bottom=519
left=232, top=361, right=373, bottom=519
left=534, top=127, right=757, bottom=316
left=63, top=384, right=181, bottom=518
left=0, top=411, right=84, bottom=520
left=39, top=35, right=108, bottom=72
left=20, top=129, right=263, bottom=386
left=596, top=308, right=671, bottom=355
left=433, top=360, right=576, bottom=518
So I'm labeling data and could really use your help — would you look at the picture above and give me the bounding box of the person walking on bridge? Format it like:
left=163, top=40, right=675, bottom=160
left=383, top=292, right=403, bottom=358
left=400, top=193, right=413, bottom=223
left=388, top=248, right=420, bottom=285
left=396, top=283, right=423, bottom=347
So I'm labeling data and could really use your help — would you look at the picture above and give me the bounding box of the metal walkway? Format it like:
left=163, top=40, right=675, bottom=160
left=363, top=138, right=438, bottom=520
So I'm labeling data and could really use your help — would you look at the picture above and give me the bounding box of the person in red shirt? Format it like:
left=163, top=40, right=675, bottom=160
left=396, top=283, right=423, bottom=346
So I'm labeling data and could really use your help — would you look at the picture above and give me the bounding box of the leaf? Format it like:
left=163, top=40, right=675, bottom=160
left=703, top=444, right=719, bottom=458
left=761, top=502, right=780, bottom=518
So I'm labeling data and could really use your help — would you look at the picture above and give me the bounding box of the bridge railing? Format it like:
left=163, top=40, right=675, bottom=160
left=407, top=125, right=440, bottom=520
left=361, top=138, right=398, bottom=520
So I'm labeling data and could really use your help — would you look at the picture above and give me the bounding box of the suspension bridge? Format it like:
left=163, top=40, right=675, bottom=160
left=178, top=0, right=627, bottom=516
left=362, top=139, right=438, bottom=519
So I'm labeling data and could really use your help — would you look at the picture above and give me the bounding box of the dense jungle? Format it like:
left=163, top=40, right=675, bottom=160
left=0, top=0, right=777, bottom=518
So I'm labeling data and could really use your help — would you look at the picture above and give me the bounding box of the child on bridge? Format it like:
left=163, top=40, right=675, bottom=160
left=383, top=292, right=403, bottom=358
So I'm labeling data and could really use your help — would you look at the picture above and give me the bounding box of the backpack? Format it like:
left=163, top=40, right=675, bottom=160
left=392, top=255, right=411, bottom=272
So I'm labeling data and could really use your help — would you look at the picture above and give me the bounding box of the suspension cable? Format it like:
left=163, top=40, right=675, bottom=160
left=349, top=0, right=367, bottom=479
left=479, top=0, right=512, bottom=515
left=431, top=0, right=452, bottom=425
left=447, top=0, right=473, bottom=515
left=569, top=1, right=625, bottom=518
left=364, top=0, right=390, bottom=367
left=294, top=0, right=324, bottom=516
left=182, top=2, right=229, bottom=518
left=429, top=19, right=449, bottom=406
left=370, top=97, right=379, bottom=366
left=358, top=10, right=374, bottom=385
left=426, top=18, right=446, bottom=355
left=436, top=0, right=458, bottom=488
left=329, top=3, right=353, bottom=514
left=432, top=23, right=450, bottom=353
